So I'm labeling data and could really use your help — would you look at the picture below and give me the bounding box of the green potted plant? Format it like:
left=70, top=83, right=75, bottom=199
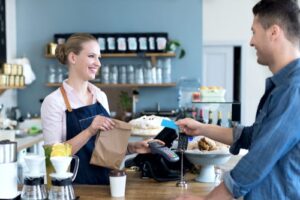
left=165, top=39, right=186, bottom=59
left=119, top=91, right=132, bottom=121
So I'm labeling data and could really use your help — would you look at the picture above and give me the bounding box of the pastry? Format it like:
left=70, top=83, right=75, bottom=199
left=198, top=137, right=217, bottom=151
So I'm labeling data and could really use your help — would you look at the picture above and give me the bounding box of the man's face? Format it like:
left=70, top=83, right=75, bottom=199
left=250, top=16, right=273, bottom=66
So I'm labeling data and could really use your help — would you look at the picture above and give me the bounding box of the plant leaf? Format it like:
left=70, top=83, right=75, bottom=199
left=179, top=49, right=186, bottom=59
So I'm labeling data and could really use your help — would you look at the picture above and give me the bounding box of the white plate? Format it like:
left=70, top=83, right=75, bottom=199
left=185, top=148, right=230, bottom=155
left=50, top=172, right=73, bottom=179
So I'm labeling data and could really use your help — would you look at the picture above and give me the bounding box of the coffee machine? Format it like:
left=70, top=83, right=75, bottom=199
left=21, top=155, right=47, bottom=200
left=0, top=140, right=19, bottom=199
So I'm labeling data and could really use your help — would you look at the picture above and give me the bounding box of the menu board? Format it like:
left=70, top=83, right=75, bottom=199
left=0, top=0, right=6, bottom=65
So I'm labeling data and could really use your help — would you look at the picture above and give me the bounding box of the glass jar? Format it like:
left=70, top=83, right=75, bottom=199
left=117, top=37, right=127, bottom=52
left=118, top=65, right=127, bottom=84
left=97, top=36, right=106, bottom=52
left=143, top=68, right=152, bottom=84
left=107, top=36, right=116, bottom=52
left=138, top=36, right=148, bottom=52
left=56, top=67, right=64, bottom=83
left=126, top=65, right=135, bottom=84
left=162, top=58, right=172, bottom=83
left=48, top=65, right=56, bottom=83
left=135, top=65, right=144, bottom=84
left=127, top=37, right=137, bottom=52
left=101, top=65, right=109, bottom=84
left=109, top=65, right=118, bottom=84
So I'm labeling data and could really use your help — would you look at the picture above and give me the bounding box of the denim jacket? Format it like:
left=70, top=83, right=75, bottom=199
left=224, top=58, right=300, bottom=200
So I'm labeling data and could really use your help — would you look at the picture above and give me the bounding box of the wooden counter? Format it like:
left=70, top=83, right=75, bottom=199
left=73, top=171, right=214, bottom=200
left=73, top=155, right=243, bottom=200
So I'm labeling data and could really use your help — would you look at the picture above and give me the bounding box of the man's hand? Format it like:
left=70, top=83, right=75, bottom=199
left=176, top=118, right=204, bottom=136
left=128, top=139, right=165, bottom=154
left=175, top=194, right=205, bottom=200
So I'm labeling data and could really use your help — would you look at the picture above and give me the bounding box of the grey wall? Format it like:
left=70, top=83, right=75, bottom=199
left=16, top=0, right=203, bottom=115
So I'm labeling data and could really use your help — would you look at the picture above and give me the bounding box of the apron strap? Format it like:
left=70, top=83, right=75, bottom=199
left=60, top=86, right=73, bottom=112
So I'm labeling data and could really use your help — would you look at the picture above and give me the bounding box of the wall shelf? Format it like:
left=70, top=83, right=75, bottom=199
left=45, top=52, right=176, bottom=65
left=47, top=82, right=176, bottom=88
left=0, top=86, right=25, bottom=95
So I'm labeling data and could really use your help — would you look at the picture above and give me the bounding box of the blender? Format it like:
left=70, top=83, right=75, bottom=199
left=0, top=140, right=18, bottom=199
left=48, top=155, right=79, bottom=200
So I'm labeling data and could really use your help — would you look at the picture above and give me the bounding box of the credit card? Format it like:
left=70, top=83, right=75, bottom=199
left=161, top=119, right=179, bottom=134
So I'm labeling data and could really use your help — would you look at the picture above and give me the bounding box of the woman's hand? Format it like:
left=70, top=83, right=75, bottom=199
left=128, top=139, right=165, bottom=154
left=176, top=118, right=204, bottom=137
left=87, top=115, right=115, bottom=136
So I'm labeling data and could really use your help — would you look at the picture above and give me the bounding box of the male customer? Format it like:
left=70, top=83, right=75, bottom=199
left=176, top=0, right=300, bottom=199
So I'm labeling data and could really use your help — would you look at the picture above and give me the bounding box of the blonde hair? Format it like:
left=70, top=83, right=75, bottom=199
left=55, top=33, right=97, bottom=65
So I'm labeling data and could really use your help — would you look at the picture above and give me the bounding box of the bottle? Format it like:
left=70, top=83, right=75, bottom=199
left=191, top=106, right=197, bottom=120
left=197, top=109, right=205, bottom=123
left=208, top=110, right=213, bottom=124
left=227, top=112, right=233, bottom=128
left=217, top=111, right=222, bottom=126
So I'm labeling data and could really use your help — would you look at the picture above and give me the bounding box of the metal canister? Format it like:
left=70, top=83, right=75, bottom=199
left=48, top=42, right=57, bottom=56
left=19, top=75, right=25, bottom=87
left=0, top=74, right=8, bottom=86
left=17, top=65, right=23, bottom=76
left=14, top=76, right=20, bottom=87
left=3, top=63, right=12, bottom=75
left=0, top=140, right=17, bottom=164
left=11, top=64, right=18, bottom=75
left=9, top=75, right=15, bottom=87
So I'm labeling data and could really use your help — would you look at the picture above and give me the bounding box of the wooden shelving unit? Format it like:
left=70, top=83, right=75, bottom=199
left=47, top=82, right=176, bottom=88
left=0, top=86, right=25, bottom=95
left=45, top=52, right=176, bottom=65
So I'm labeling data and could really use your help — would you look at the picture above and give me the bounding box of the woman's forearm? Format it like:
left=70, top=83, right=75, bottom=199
left=65, top=129, right=94, bottom=154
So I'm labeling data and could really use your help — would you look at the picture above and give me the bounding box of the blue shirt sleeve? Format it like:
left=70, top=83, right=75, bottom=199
left=223, top=85, right=300, bottom=198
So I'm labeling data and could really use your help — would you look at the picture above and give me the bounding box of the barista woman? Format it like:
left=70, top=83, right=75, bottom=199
left=41, top=33, right=156, bottom=184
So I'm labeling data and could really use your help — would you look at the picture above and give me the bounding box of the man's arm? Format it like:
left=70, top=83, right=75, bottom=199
left=176, top=118, right=234, bottom=145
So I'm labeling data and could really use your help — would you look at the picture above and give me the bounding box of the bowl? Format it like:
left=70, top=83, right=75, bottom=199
left=184, top=148, right=231, bottom=183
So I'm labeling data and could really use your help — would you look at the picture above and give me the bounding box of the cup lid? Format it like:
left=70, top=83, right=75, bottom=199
left=109, top=170, right=126, bottom=177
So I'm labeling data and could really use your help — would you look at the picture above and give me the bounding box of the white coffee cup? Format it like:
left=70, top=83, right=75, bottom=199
left=109, top=170, right=126, bottom=197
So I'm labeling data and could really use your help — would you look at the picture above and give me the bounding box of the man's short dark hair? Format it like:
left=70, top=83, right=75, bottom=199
left=253, top=0, right=300, bottom=43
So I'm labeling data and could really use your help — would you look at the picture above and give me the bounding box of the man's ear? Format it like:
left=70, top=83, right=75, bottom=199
left=68, top=52, right=77, bottom=65
left=269, top=24, right=282, bottom=41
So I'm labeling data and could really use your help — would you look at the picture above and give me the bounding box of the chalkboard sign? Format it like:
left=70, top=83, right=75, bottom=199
left=0, top=0, right=6, bottom=65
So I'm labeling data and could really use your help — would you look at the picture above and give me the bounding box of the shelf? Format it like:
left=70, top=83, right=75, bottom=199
left=0, top=86, right=26, bottom=95
left=192, top=101, right=240, bottom=104
left=47, top=82, right=176, bottom=88
left=45, top=52, right=175, bottom=65
left=45, top=52, right=175, bottom=58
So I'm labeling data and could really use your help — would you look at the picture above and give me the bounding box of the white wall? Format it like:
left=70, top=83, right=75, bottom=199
left=203, top=0, right=272, bottom=125
left=0, top=0, right=17, bottom=111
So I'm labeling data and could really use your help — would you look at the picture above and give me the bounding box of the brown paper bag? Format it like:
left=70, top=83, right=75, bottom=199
left=90, top=119, right=132, bottom=170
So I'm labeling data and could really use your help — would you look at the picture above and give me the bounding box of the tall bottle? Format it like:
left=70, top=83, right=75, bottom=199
left=217, top=111, right=222, bottom=126
left=208, top=110, right=213, bottom=124
left=227, top=112, right=233, bottom=128
left=197, top=108, right=205, bottom=123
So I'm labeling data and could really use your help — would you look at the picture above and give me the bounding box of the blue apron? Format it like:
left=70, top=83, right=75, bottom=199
left=60, top=86, right=110, bottom=185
